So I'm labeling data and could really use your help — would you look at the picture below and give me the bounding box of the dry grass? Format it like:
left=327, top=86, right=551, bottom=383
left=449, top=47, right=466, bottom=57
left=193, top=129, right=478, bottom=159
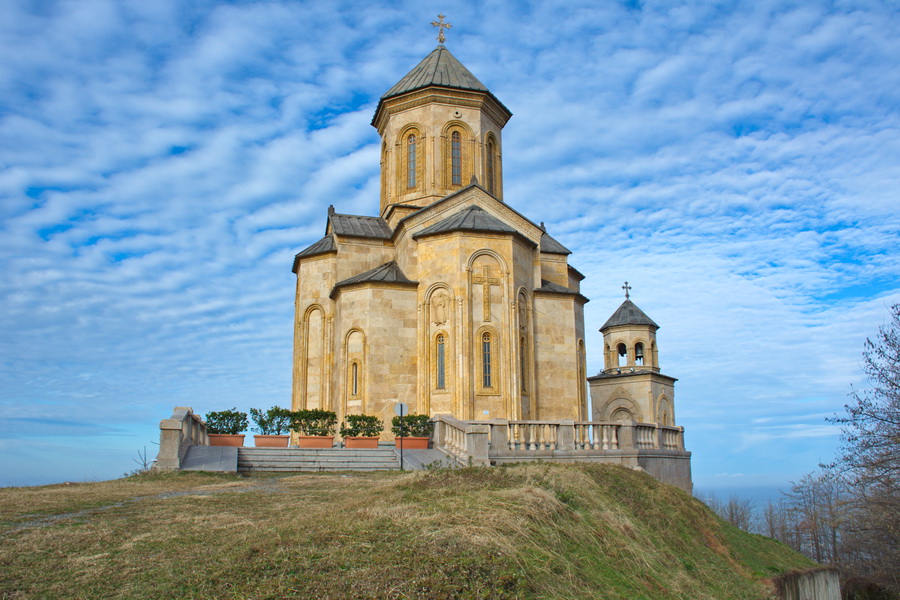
left=0, top=464, right=813, bottom=599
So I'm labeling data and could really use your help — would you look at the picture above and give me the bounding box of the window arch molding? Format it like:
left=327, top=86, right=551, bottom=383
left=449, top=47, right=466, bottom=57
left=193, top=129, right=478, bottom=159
left=395, top=124, right=425, bottom=195
left=342, top=327, right=367, bottom=414
left=657, top=395, right=672, bottom=426
left=441, top=121, right=473, bottom=189
left=483, top=131, right=501, bottom=197
left=474, top=324, right=501, bottom=395
left=631, top=338, right=650, bottom=367
left=603, top=396, right=643, bottom=422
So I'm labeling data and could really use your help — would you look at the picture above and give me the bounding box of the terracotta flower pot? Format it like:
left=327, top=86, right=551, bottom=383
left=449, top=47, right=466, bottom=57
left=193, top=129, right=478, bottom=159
left=208, top=434, right=245, bottom=447
left=297, top=435, right=334, bottom=448
left=253, top=434, right=290, bottom=448
left=344, top=436, right=379, bottom=449
left=395, top=437, right=429, bottom=450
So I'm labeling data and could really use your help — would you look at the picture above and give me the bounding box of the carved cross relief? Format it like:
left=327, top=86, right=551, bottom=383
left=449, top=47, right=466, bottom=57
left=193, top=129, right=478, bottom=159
left=472, top=264, right=500, bottom=322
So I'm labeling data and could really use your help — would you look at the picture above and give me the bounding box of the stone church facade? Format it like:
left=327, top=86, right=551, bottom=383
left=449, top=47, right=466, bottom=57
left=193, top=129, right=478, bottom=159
left=290, top=45, right=681, bottom=450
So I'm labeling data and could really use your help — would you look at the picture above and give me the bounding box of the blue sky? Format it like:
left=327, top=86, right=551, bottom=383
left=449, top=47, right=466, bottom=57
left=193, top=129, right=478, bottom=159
left=1, top=0, right=898, bottom=494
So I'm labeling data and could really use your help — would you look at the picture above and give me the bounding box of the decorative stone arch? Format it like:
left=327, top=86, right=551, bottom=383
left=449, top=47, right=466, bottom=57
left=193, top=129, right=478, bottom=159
left=441, top=120, right=474, bottom=189
left=396, top=123, right=425, bottom=195
left=467, top=250, right=508, bottom=325
left=657, top=395, right=673, bottom=426
left=604, top=343, right=613, bottom=370
left=301, top=304, right=326, bottom=410
left=631, top=338, right=650, bottom=367
left=466, top=248, right=508, bottom=273
left=613, top=338, right=629, bottom=367
left=342, top=328, right=367, bottom=414
left=601, top=396, right=643, bottom=423
left=516, top=288, right=531, bottom=393
left=483, top=131, right=502, bottom=197
left=425, top=283, right=453, bottom=327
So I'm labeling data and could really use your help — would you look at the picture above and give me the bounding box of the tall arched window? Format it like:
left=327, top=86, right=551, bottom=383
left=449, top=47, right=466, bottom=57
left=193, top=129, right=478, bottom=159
left=351, top=362, right=359, bottom=396
left=451, top=131, right=461, bottom=185
left=436, top=334, right=446, bottom=389
left=519, top=336, right=527, bottom=392
left=617, top=343, right=628, bottom=367
left=482, top=332, right=492, bottom=388
left=407, top=134, right=417, bottom=188
left=486, top=139, right=495, bottom=195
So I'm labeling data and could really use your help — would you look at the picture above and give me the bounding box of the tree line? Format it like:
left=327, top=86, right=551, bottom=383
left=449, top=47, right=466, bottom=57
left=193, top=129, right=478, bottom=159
left=700, top=304, right=899, bottom=598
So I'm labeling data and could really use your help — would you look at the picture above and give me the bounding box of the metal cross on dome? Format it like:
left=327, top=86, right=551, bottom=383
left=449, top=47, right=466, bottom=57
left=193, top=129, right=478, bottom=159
left=622, top=281, right=632, bottom=299
left=431, top=13, right=452, bottom=44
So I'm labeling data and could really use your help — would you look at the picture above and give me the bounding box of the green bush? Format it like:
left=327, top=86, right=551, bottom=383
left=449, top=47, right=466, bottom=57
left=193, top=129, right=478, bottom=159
left=290, top=409, right=338, bottom=436
left=340, top=414, right=384, bottom=438
left=391, top=413, right=434, bottom=437
left=205, top=409, right=249, bottom=435
left=249, top=406, right=293, bottom=435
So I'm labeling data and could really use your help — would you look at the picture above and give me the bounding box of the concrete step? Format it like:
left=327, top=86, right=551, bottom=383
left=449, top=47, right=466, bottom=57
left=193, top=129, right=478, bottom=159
left=236, top=447, right=400, bottom=472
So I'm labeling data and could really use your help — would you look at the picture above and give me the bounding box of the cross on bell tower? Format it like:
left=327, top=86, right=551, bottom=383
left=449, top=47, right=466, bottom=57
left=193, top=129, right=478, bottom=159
left=622, top=281, right=632, bottom=299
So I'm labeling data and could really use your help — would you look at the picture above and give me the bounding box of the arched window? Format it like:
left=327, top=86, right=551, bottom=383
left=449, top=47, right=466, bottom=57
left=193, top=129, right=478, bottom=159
left=451, top=131, right=461, bottom=185
left=635, top=342, right=644, bottom=366
left=436, top=334, right=446, bottom=389
left=520, top=336, right=527, bottom=392
left=407, top=134, right=417, bottom=188
left=351, top=362, right=359, bottom=396
left=486, top=139, right=495, bottom=195
left=482, top=332, right=492, bottom=388
left=617, top=343, right=628, bottom=367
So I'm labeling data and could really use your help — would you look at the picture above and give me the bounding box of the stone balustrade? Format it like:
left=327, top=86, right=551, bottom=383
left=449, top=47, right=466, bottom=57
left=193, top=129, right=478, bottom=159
left=154, top=406, right=209, bottom=470
left=432, top=416, right=692, bottom=492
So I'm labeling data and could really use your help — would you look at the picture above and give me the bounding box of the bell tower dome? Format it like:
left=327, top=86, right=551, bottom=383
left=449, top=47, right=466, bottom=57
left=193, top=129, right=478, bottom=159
left=371, top=45, right=512, bottom=221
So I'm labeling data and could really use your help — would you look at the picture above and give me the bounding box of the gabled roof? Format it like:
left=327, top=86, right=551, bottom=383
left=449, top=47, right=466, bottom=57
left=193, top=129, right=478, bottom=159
left=330, top=261, right=417, bottom=299
left=382, top=45, right=489, bottom=100
left=291, top=234, right=336, bottom=273
left=600, top=299, right=659, bottom=331
left=412, top=205, right=519, bottom=240
left=329, top=213, right=392, bottom=239
left=540, top=232, right=571, bottom=255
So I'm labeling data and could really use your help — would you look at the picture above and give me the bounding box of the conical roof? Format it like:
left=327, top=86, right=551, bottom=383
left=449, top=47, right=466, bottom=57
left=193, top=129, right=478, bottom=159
left=381, top=45, right=489, bottom=99
left=600, top=299, right=659, bottom=331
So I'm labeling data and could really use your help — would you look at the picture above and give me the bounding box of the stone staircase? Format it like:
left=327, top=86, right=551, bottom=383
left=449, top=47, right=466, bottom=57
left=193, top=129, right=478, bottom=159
left=237, top=447, right=401, bottom=473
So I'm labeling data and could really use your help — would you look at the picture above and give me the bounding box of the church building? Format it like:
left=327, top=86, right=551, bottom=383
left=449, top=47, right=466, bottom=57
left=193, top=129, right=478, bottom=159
left=290, top=42, right=677, bottom=441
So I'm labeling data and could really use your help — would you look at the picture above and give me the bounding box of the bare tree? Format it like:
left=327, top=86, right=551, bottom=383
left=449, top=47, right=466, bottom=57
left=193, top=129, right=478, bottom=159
left=829, top=303, right=900, bottom=593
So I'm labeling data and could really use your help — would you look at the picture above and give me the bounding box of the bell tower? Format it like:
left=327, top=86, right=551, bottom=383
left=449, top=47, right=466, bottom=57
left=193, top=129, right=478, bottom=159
left=588, top=285, right=678, bottom=426
left=371, top=44, right=512, bottom=223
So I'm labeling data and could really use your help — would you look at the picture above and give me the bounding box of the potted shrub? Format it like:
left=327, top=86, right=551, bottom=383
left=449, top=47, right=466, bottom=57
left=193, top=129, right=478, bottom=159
left=250, top=406, right=292, bottom=447
left=391, top=413, right=433, bottom=449
left=340, top=414, right=384, bottom=449
left=205, top=408, right=249, bottom=447
left=291, top=408, right=337, bottom=448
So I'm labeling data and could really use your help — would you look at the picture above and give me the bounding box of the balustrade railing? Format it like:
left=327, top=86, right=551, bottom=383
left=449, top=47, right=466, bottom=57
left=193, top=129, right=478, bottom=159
left=155, top=407, right=209, bottom=470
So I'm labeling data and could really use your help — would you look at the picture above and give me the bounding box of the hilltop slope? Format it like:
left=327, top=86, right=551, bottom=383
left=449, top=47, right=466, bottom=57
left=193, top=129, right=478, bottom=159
left=0, top=463, right=813, bottom=599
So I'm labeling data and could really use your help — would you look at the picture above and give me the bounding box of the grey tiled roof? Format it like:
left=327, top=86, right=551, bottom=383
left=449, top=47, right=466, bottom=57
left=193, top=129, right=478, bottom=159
left=600, top=299, right=659, bottom=330
left=413, top=205, right=518, bottom=240
left=382, top=45, right=488, bottom=99
left=536, top=279, right=575, bottom=294
left=333, top=261, right=417, bottom=289
left=535, top=279, right=590, bottom=304
left=329, top=213, right=393, bottom=239
left=540, top=232, right=571, bottom=255
left=291, top=234, right=336, bottom=273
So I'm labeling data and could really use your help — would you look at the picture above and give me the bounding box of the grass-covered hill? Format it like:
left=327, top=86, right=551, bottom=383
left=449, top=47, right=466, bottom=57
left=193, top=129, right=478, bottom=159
left=0, top=463, right=813, bottom=599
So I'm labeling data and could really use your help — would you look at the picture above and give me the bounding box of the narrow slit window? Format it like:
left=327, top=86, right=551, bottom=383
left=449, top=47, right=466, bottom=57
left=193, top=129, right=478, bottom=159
left=482, top=332, right=492, bottom=388
left=351, top=362, right=359, bottom=396
left=486, top=139, right=495, bottom=194
left=407, top=134, right=417, bottom=188
left=520, top=337, right=527, bottom=392
left=451, top=131, right=461, bottom=185
left=436, top=334, right=446, bottom=389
